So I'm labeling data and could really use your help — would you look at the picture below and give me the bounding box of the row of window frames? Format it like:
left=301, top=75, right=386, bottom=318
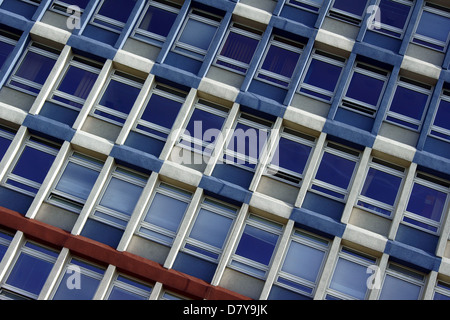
left=0, top=235, right=186, bottom=300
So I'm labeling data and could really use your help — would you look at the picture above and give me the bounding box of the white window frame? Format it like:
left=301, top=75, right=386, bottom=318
left=378, top=263, right=426, bottom=300
left=255, top=35, right=304, bottom=89
left=429, top=88, right=450, bottom=143
left=105, top=274, right=153, bottom=300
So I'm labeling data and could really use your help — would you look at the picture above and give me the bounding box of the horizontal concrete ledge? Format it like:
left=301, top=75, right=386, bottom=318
left=439, top=257, right=450, bottom=277
left=0, top=102, right=28, bottom=125
left=199, top=175, right=252, bottom=205
left=23, top=114, right=75, bottom=143
left=290, top=207, right=346, bottom=238
left=343, top=224, right=387, bottom=253
left=110, top=145, right=163, bottom=174
left=159, top=161, right=203, bottom=188
left=384, top=240, right=441, bottom=272
left=373, top=135, right=416, bottom=162
left=30, top=21, right=71, bottom=47
left=233, top=3, right=272, bottom=25
left=284, top=106, right=326, bottom=133
left=315, top=28, right=355, bottom=53
left=71, top=130, right=114, bottom=156
left=198, top=77, right=240, bottom=103
left=249, top=192, right=293, bottom=220
left=401, top=55, right=441, bottom=81
left=114, top=49, right=154, bottom=75
left=0, top=206, right=250, bottom=300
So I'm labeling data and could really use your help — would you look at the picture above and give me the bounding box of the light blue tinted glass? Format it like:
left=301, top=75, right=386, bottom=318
left=97, top=0, right=136, bottom=23
left=139, top=5, right=178, bottom=38
left=99, top=79, right=141, bottom=115
left=6, top=252, right=54, bottom=296
left=53, top=272, right=101, bottom=300
left=99, top=178, right=143, bottom=215
left=189, top=208, right=233, bottom=248
left=185, top=108, right=225, bottom=140
left=13, top=146, right=56, bottom=184
left=144, top=192, right=189, bottom=232
left=281, top=241, right=325, bottom=282
left=55, top=162, right=99, bottom=200
left=416, top=11, right=450, bottom=43
left=220, top=31, right=259, bottom=64
left=407, top=183, right=447, bottom=222
left=434, top=99, right=450, bottom=130
left=179, top=19, right=218, bottom=51
left=361, top=168, right=402, bottom=206
left=378, top=0, right=411, bottom=29
left=15, top=51, right=56, bottom=86
left=141, top=93, right=183, bottom=129
left=379, top=275, right=421, bottom=300
left=261, top=45, right=300, bottom=78
left=108, top=286, right=148, bottom=300
left=57, top=66, right=98, bottom=101
left=329, top=258, right=368, bottom=299
left=304, top=58, right=342, bottom=92
left=434, top=292, right=450, bottom=300
left=315, top=152, right=356, bottom=190
left=332, top=0, right=367, bottom=16
left=346, top=72, right=385, bottom=106
left=389, top=86, right=429, bottom=120
left=235, top=225, right=279, bottom=266
left=273, top=137, right=312, bottom=174
left=0, top=41, right=14, bottom=70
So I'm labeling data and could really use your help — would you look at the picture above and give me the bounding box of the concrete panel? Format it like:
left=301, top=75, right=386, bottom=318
left=255, top=175, right=299, bottom=204
left=35, top=202, right=78, bottom=232
left=127, top=235, right=171, bottom=265
left=348, top=207, right=391, bottom=237
left=219, top=267, right=265, bottom=300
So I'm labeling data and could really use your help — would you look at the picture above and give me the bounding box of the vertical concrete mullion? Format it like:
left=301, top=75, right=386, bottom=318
left=0, top=126, right=28, bottom=183
left=93, top=264, right=116, bottom=300
left=313, top=235, right=341, bottom=300
left=38, top=247, right=71, bottom=300
left=0, top=231, right=25, bottom=284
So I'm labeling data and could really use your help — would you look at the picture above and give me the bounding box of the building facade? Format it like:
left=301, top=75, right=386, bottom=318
left=0, top=0, right=449, bottom=300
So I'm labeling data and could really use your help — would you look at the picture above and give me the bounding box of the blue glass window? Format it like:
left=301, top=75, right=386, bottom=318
left=4, top=242, right=58, bottom=299
left=52, top=259, right=104, bottom=300
left=311, top=142, right=360, bottom=200
left=224, top=113, right=272, bottom=171
left=402, top=173, right=448, bottom=234
left=107, top=275, right=152, bottom=300
left=93, top=71, right=144, bottom=126
left=270, top=230, right=329, bottom=299
left=256, top=35, right=303, bottom=88
left=373, top=0, right=413, bottom=38
left=51, top=56, right=101, bottom=110
left=172, top=9, right=221, bottom=61
left=434, top=281, right=450, bottom=300
left=327, top=247, right=376, bottom=300
left=0, top=126, right=15, bottom=161
left=8, top=43, right=59, bottom=95
left=133, top=0, right=181, bottom=47
left=231, top=215, right=283, bottom=279
left=134, top=84, right=187, bottom=141
left=299, top=49, right=346, bottom=102
left=50, top=0, right=90, bottom=15
left=5, top=137, right=59, bottom=196
left=379, top=264, right=424, bottom=300
left=179, top=99, right=228, bottom=156
left=287, top=0, right=324, bottom=12
left=0, top=29, right=19, bottom=70
left=386, top=78, right=432, bottom=131
left=267, top=128, right=315, bottom=185
left=357, top=158, right=405, bottom=217
left=430, top=90, right=450, bottom=142
left=341, top=62, right=389, bottom=117
left=91, top=0, right=137, bottom=33
left=215, top=23, right=262, bottom=74
left=138, top=183, right=192, bottom=246
left=48, top=152, right=103, bottom=213
left=329, top=0, right=369, bottom=24
left=412, top=3, right=450, bottom=52
left=0, top=231, right=13, bottom=263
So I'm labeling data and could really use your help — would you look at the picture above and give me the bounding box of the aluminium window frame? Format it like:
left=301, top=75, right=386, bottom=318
left=137, top=181, right=193, bottom=247
left=20, top=0, right=41, bottom=6
left=327, top=0, right=370, bottom=26
left=0, top=29, right=19, bottom=64
left=273, top=229, right=330, bottom=299
left=433, top=280, right=450, bottom=300
left=49, top=0, right=86, bottom=16
left=285, top=0, right=324, bottom=13
left=106, top=274, right=153, bottom=300
left=411, top=2, right=450, bottom=52
left=89, top=0, right=135, bottom=34
left=384, top=76, right=433, bottom=132
left=378, top=262, right=426, bottom=300
left=370, top=0, right=414, bottom=39
left=355, top=157, right=406, bottom=219
left=255, top=34, right=304, bottom=89
left=298, top=49, right=347, bottom=103
left=429, top=88, right=450, bottom=143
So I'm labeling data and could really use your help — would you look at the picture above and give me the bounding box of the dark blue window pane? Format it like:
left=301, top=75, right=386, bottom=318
left=434, top=99, right=450, bottom=130
left=235, top=225, right=278, bottom=266
left=57, top=66, right=98, bottom=100
left=346, top=72, right=385, bottom=107
left=185, top=109, right=224, bottom=140
left=189, top=209, right=233, bottom=248
left=99, top=178, right=143, bottom=215
left=416, top=11, right=450, bottom=43
left=97, top=0, right=136, bottom=23
left=53, top=272, right=101, bottom=300
left=361, top=168, right=402, bottom=206
left=434, top=292, right=450, bottom=300
left=274, top=137, right=312, bottom=175
left=55, top=162, right=99, bottom=200
left=315, top=152, right=356, bottom=190
left=141, top=94, right=182, bottom=129
left=407, top=183, right=447, bottom=222
left=6, top=252, right=54, bottom=296
left=108, top=286, right=147, bottom=300
left=13, top=146, right=56, bottom=184
left=0, top=41, right=14, bottom=70
left=179, top=19, right=218, bottom=51
left=227, top=123, right=268, bottom=160
left=15, top=51, right=56, bottom=86
left=144, top=192, right=189, bottom=232
left=304, top=58, right=342, bottom=92
left=219, top=32, right=259, bottom=65
left=99, top=80, right=141, bottom=115
left=0, top=136, right=12, bottom=160
left=389, top=86, right=429, bottom=120
left=332, top=0, right=367, bottom=16
left=378, top=0, right=411, bottom=29
left=70, top=0, right=90, bottom=9
left=138, top=5, right=177, bottom=38
left=262, top=45, right=300, bottom=78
